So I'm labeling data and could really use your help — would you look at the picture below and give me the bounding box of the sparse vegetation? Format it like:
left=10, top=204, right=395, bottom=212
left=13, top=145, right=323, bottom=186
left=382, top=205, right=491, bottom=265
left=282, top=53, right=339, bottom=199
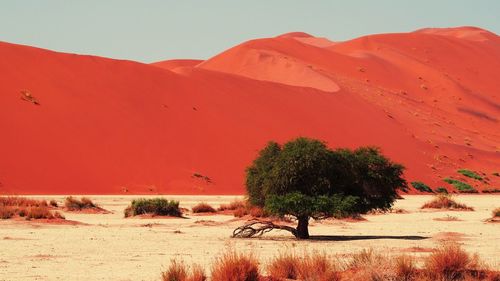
left=457, top=169, right=483, bottom=181
left=435, top=187, right=449, bottom=194
left=268, top=252, right=340, bottom=281
left=411, top=181, right=434, bottom=193
left=421, top=194, right=474, bottom=211
left=0, top=196, right=64, bottom=220
left=191, top=202, right=216, bottom=213
left=64, top=196, right=98, bottom=211
left=444, top=178, right=478, bottom=193
left=162, top=245, right=497, bottom=281
left=493, top=172, right=500, bottom=177
left=124, top=198, right=181, bottom=217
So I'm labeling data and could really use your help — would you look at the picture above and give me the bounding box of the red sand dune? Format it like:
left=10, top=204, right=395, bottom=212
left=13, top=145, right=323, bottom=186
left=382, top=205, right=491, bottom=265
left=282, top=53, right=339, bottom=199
left=0, top=26, right=498, bottom=195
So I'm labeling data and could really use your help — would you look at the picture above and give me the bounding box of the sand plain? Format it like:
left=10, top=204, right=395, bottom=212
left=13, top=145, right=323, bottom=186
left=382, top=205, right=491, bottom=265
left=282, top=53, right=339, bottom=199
left=0, top=195, right=498, bottom=281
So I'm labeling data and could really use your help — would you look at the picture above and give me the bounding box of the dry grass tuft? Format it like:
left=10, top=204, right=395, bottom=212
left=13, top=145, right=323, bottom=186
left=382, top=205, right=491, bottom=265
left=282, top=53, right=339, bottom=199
left=163, top=246, right=498, bottom=281
left=346, top=250, right=418, bottom=281
left=297, top=252, right=341, bottom=281
left=161, top=260, right=206, bottom=281
left=267, top=252, right=300, bottom=279
left=64, top=196, right=97, bottom=211
left=211, top=251, right=260, bottom=281
left=421, top=194, right=474, bottom=211
left=191, top=202, right=216, bottom=213
left=267, top=251, right=340, bottom=281
left=0, top=196, right=64, bottom=220
left=425, top=243, right=481, bottom=281
left=217, top=200, right=246, bottom=211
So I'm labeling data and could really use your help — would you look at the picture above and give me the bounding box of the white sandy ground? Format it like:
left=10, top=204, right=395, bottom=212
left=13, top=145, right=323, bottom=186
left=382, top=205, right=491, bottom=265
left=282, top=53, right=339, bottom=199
left=0, top=195, right=498, bottom=281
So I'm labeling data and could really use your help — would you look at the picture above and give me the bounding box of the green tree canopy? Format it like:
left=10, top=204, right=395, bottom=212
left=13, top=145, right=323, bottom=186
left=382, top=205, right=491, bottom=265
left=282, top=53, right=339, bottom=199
left=245, top=137, right=407, bottom=239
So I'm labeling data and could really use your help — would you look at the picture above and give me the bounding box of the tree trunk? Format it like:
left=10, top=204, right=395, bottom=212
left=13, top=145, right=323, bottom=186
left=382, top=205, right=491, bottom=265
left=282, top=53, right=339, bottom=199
left=296, top=215, right=310, bottom=239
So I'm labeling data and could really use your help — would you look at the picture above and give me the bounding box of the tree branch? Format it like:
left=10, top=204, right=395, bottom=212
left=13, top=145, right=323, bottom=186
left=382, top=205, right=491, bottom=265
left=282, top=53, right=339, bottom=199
left=232, top=220, right=297, bottom=238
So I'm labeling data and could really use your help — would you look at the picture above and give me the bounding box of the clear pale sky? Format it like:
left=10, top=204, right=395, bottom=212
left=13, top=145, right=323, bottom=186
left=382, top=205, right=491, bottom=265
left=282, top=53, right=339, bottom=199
left=1, top=1, right=498, bottom=63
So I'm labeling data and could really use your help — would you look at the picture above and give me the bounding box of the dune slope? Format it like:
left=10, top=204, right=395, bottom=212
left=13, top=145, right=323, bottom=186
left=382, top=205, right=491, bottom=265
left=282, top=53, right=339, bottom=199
left=0, top=26, right=498, bottom=194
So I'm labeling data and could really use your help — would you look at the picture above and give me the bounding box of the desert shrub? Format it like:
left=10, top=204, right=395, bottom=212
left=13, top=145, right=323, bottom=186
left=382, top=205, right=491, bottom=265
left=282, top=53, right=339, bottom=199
left=458, top=169, right=483, bottom=181
left=192, top=202, right=216, bottom=213
left=124, top=198, right=181, bottom=217
left=49, top=200, right=58, bottom=207
left=493, top=172, right=500, bottom=177
left=435, top=187, right=449, bottom=194
left=64, top=196, right=97, bottom=210
left=211, top=251, right=260, bottom=281
left=444, top=178, right=478, bottom=193
left=412, top=181, right=434, bottom=193
left=424, top=244, right=480, bottom=281
left=421, top=194, right=473, bottom=210
left=482, top=188, right=500, bottom=194
left=218, top=200, right=246, bottom=211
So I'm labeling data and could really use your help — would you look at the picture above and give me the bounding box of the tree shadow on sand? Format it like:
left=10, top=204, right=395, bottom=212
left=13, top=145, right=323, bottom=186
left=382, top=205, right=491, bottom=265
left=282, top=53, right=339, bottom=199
left=308, top=235, right=428, bottom=241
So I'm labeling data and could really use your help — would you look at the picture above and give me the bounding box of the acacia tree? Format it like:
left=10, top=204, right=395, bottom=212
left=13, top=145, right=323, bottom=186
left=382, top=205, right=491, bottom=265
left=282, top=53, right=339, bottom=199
left=243, top=137, right=407, bottom=239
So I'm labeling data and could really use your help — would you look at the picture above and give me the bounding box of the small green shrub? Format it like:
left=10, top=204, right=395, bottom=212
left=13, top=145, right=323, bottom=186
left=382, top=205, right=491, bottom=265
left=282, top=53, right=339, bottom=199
left=457, top=169, right=482, bottom=180
left=435, top=187, right=448, bottom=194
left=411, top=181, right=433, bottom=193
left=124, top=198, right=181, bottom=217
left=443, top=178, right=478, bottom=193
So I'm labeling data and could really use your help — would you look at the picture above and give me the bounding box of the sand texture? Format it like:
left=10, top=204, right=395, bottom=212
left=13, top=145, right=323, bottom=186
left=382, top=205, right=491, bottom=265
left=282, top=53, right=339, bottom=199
left=0, top=195, right=498, bottom=280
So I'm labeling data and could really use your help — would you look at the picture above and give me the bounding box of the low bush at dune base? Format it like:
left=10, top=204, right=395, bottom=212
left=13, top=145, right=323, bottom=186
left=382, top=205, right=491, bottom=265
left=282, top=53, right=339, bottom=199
left=0, top=196, right=65, bottom=220
left=421, top=194, right=474, bottom=211
left=64, top=196, right=98, bottom=211
left=191, top=202, right=216, bottom=213
left=124, top=198, right=181, bottom=217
